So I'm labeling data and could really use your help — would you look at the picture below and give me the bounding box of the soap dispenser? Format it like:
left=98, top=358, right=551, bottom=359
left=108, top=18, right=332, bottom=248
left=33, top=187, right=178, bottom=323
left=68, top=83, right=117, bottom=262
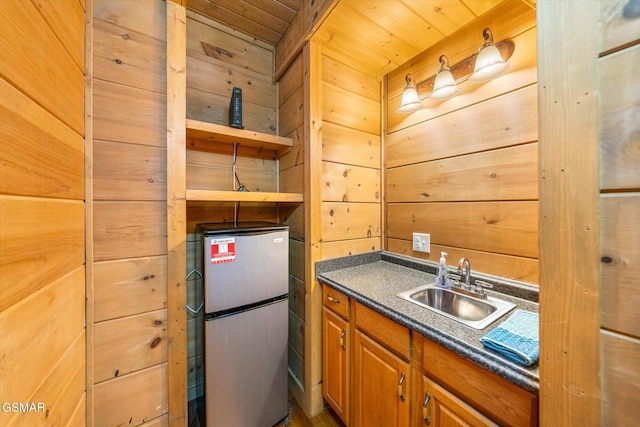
left=435, top=252, right=451, bottom=289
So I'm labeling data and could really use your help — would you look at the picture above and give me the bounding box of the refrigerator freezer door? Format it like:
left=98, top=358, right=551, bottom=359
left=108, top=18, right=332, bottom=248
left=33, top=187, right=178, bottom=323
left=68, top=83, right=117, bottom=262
left=204, top=229, right=288, bottom=313
left=205, top=299, right=288, bottom=426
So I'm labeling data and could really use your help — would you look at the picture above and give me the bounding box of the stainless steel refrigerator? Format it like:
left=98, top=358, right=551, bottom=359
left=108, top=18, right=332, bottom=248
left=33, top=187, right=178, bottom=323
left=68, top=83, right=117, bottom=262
left=200, top=222, right=289, bottom=427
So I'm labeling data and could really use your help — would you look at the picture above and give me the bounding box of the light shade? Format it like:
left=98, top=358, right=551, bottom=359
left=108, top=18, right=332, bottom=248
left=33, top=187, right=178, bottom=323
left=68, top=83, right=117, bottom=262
left=430, top=55, right=460, bottom=101
left=624, top=0, right=640, bottom=18
left=397, top=74, right=423, bottom=113
left=469, top=28, right=509, bottom=83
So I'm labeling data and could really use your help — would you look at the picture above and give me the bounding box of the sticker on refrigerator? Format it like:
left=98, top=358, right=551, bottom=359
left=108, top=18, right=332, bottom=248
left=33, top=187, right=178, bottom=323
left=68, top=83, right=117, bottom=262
left=210, top=238, right=236, bottom=264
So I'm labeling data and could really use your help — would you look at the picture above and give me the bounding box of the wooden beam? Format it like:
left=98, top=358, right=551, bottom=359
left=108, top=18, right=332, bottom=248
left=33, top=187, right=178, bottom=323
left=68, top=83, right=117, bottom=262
left=303, top=40, right=325, bottom=416
left=537, top=0, right=600, bottom=424
left=85, top=0, right=94, bottom=423
left=274, top=0, right=337, bottom=81
left=166, top=2, right=187, bottom=425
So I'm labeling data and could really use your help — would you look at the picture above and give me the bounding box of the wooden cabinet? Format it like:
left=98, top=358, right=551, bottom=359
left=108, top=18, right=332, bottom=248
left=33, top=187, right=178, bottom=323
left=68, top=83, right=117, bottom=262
left=420, top=375, right=497, bottom=427
left=413, top=334, right=538, bottom=426
left=320, top=287, right=537, bottom=427
left=352, top=330, right=410, bottom=427
left=352, top=301, right=411, bottom=427
left=322, top=287, right=350, bottom=424
left=323, top=308, right=349, bottom=422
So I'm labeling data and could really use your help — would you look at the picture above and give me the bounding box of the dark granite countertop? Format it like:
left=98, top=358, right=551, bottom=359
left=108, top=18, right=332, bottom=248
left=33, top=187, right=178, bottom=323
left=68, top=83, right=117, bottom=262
left=316, top=251, right=540, bottom=394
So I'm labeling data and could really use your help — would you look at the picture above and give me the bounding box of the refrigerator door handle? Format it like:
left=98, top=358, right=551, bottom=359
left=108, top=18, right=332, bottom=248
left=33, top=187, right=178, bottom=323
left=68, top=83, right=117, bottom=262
left=205, top=293, right=289, bottom=320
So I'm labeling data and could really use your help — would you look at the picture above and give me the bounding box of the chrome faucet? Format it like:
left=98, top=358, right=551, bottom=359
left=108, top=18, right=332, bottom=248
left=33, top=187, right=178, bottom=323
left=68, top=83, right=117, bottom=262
left=457, top=258, right=471, bottom=289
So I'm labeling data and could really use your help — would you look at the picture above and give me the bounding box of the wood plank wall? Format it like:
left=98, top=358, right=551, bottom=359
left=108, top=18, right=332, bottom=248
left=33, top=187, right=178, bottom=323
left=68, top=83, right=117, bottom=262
left=278, top=51, right=307, bottom=396
left=0, top=0, right=86, bottom=425
left=385, top=0, right=539, bottom=284
left=184, top=8, right=279, bottom=214
left=320, top=52, right=382, bottom=259
left=277, top=35, right=384, bottom=415
left=90, top=0, right=169, bottom=424
left=597, top=1, right=640, bottom=424
left=288, top=39, right=385, bottom=416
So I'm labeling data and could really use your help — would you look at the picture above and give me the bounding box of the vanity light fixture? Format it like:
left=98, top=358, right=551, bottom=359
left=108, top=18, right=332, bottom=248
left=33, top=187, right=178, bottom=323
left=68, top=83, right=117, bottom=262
left=397, top=28, right=514, bottom=114
left=469, top=28, right=510, bottom=83
left=429, top=55, right=460, bottom=101
left=397, top=74, right=423, bottom=113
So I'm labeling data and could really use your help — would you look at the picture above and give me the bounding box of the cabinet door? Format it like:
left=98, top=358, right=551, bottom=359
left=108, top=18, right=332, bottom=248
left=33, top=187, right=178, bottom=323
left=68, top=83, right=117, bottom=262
left=352, top=330, right=410, bottom=427
left=323, top=307, right=349, bottom=424
left=421, top=375, right=497, bottom=427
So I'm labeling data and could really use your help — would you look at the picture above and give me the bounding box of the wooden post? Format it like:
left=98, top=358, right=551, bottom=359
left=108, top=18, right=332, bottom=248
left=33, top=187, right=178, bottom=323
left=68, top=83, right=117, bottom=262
left=166, top=1, right=187, bottom=425
left=303, top=40, right=325, bottom=416
left=537, top=0, right=600, bottom=424
left=85, top=0, right=94, bottom=423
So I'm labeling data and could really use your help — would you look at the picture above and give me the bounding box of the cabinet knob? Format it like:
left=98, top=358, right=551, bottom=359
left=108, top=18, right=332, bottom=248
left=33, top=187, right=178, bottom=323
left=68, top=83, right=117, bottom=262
left=398, top=372, right=406, bottom=402
left=340, top=329, right=346, bottom=351
left=327, top=294, right=341, bottom=304
left=423, top=392, right=431, bottom=425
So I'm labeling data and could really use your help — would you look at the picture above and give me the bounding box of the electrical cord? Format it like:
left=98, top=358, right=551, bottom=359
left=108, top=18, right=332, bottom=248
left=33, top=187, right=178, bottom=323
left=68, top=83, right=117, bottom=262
left=232, top=143, right=248, bottom=192
left=235, top=170, right=247, bottom=192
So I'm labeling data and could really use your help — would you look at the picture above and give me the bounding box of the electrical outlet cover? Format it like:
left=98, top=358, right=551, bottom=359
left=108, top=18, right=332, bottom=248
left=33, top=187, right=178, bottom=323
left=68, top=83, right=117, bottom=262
left=412, top=233, right=430, bottom=253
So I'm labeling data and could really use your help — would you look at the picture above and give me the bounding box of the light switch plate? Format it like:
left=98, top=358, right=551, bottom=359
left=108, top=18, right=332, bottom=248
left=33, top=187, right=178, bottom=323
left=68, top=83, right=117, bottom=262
left=412, top=233, right=430, bottom=253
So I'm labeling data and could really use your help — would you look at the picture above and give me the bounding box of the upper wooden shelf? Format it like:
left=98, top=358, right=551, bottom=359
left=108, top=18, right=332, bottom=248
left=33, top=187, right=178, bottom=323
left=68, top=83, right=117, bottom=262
left=186, top=189, right=303, bottom=203
left=186, top=119, right=293, bottom=156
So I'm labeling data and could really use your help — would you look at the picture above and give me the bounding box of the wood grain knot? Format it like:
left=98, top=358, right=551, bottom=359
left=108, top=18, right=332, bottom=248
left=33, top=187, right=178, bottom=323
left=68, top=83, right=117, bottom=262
left=150, top=337, right=162, bottom=348
left=201, top=41, right=232, bottom=59
left=601, top=256, right=613, bottom=264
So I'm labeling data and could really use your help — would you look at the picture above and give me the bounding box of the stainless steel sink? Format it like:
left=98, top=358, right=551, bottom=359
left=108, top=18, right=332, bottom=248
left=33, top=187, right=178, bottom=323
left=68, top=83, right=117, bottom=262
left=397, top=284, right=516, bottom=329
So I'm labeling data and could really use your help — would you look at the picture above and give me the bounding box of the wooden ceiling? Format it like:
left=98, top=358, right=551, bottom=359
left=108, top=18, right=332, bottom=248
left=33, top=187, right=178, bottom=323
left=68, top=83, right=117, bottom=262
left=187, top=0, right=536, bottom=78
left=186, top=0, right=303, bottom=45
left=315, top=0, right=516, bottom=77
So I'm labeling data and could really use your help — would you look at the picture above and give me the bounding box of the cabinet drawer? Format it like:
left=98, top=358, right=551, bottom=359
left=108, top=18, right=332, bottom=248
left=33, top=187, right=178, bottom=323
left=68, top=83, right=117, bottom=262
left=354, top=302, right=410, bottom=360
left=422, top=375, right=498, bottom=427
left=323, top=286, right=350, bottom=320
left=423, top=338, right=537, bottom=427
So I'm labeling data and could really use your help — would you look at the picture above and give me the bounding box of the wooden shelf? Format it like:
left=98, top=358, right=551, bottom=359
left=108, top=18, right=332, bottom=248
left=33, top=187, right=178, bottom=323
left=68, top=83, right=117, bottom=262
left=186, top=189, right=303, bottom=203
left=186, top=119, right=293, bottom=156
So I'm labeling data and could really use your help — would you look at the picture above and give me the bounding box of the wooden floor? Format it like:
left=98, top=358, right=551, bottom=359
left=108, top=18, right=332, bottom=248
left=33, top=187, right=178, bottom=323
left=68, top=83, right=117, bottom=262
left=188, top=391, right=344, bottom=427
left=277, top=393, right=344, bottom=427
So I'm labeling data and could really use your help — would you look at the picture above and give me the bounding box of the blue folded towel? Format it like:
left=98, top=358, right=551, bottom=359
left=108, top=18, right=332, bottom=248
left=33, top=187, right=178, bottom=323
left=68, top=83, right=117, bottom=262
left=480, top=309, right=539, bottom=367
